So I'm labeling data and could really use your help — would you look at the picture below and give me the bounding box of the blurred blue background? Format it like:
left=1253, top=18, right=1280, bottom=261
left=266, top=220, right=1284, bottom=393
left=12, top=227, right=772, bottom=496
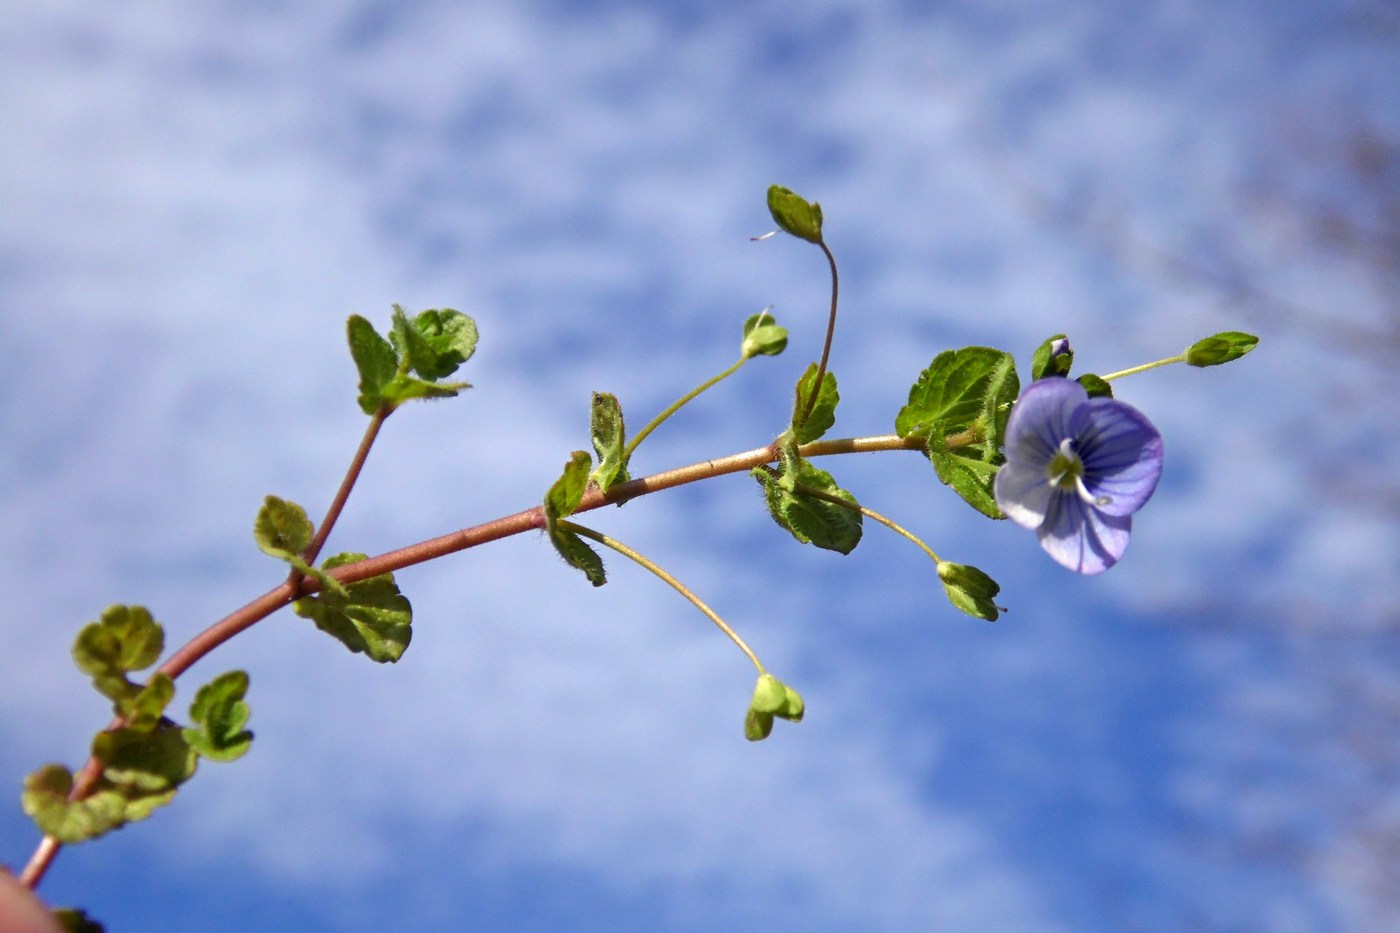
left=2, top=2, right=1397, bottom=930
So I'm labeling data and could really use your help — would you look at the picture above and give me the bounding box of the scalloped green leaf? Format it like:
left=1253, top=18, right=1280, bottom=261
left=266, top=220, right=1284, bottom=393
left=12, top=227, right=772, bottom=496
left=589, top=393, right=630, bottom=493
left=92, top=723, right=197, bottom=793
left=253, top=495, right=313, bottom=561
left=118, top=673, right=175, bottom=732
left=545, top=450, right=592, bottom=522
left=347, top=314, right=399, bottom=415
left=753, top=460, right=862, bottom=554
left=21, top=765, right=129, bottom=844
left=928, top=447, right=1003, bottom=519
left=72, top=606, right=165, bottom=705
left=896, top=346, right=1020, bottom=445
left=293, top=553, right=413, bottom=663
left=791, top=363, right=839, bottom=444
left=766, top=185, right=824, bottom=244
left=183, top=670, right=253, bottom=763
left=390, top=306, right=479, bottom=381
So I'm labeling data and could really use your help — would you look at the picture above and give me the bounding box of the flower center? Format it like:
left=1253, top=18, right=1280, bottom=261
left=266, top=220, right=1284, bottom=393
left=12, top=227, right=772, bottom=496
left=1047, top=438, right=1110, bottom=506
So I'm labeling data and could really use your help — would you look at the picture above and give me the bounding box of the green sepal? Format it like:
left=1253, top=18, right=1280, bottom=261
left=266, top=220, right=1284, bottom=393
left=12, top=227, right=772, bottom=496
left=589, top=393, right=630, bottom=493
left=347, top=314, right=399, bottom=415
left=1185, top=331, right=1259, bottom=367
left=898, top=347, right=1018, bottom=518
left=118, top=673, right=175, bottom=732
left=766, top=185, right=824, bottom=244
left=740, top=310, right=788, bottom=359
left=1076, top=373, right=1114, bottom=398
left=937, top=562, right=1004, bottom=621
left=72, top=606, right=165, bottom=705
left=21, top=765, right=129, bottom=844
left=389, top=305, right=478, bottom=381
left=52, top=907, right=104, bottom=933
left=745, top=674, right=804, bottom=742
left=1030, top=334, right=1074, bottom=380
left=183, top=670, right=253, bottom=763
left=543, top=451, right=607, bottom=586
left=293, top=553, right=413, bottom=662
left=791, top=363, right=839, bottom=444
left=92, top=722, right=197, bottom=793
left=253, top=495, right=313, bottom=562
left=753, top=459, right=862, bottom=555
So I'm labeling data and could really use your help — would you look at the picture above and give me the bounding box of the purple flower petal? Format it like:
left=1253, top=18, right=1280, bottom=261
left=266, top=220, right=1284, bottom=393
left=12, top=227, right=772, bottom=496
left=1038, top=493, right=1133, bottom=575
left=1000, top=378, right=1090, bottom=464
left=1078, top=398, right=1164, bottom=517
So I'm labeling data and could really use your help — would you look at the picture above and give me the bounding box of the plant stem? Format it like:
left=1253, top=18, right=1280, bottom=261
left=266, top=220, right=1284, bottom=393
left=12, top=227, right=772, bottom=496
left=301, top=408, right=388, bottom=568
left=561, top=521, right=765, bottom=673
left=1100, top=354, right=1185, bottom=382
left=623, top=358, right=745, bottom=461
left=797, top=240, right=840, bottom=430
left=18, top=430, right=937, bottom=889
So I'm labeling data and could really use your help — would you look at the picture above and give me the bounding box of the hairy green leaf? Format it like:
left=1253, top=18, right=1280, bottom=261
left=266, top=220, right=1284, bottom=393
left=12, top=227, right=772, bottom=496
left=589, top=393, right=630, bottom=493
left=92, top=723, right=197, bottom=793
left=118, top=673, right=175, bottom=732
left=928, top=448, right=1002, bottom=519
left=896, top=346, right=1020, bottom=445
left=293, top=553, right=413, bottom=662
left=347, top=315, right=399, bottom=415
left=791, top=364, right=839, bottom=445
left=184, top=670, right=253, bottom=763
left=753, top=460, right=862, bottom=554
left=545, top=450, right=592, bottom=521
left=766, top=185, right=824, bottom=244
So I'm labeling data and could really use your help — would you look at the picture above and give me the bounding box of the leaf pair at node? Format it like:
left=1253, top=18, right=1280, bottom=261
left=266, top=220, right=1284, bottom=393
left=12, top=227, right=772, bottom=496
left=255, top=495, right=412, bottom=663
left=544, top=451, right=607, bottom=586
left=745, top=673, right=805, bottom=741
left=347, top=305, right=478, bottom=415
left=753, top=365, right=863, bottom=555
left=25, top=608, right=253, bottom=844
left=896, top=346, right=1021, bottom=518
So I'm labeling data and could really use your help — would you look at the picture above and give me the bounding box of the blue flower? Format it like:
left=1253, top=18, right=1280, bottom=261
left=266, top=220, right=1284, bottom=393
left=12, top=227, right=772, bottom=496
left=994, top=378, right=1164, bottom=574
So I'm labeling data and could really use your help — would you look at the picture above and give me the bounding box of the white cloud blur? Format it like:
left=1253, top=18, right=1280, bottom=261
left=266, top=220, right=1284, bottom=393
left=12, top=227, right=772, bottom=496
left=2, top=1, right=1396, bottom=930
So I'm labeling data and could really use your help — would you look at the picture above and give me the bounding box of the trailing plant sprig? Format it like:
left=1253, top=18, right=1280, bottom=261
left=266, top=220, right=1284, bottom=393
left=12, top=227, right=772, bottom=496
left=9, top=187, right=1257, bottom=930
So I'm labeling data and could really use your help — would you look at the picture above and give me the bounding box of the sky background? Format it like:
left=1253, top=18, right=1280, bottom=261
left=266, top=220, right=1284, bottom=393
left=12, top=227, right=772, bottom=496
left=2, top=1, right=1398, bottom=931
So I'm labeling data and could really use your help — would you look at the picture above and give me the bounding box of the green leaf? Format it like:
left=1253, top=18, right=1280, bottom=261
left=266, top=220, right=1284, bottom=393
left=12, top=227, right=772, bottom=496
left=740, top=310, right=788, bottom=359
left=21, top=765, right=129, bottom=844
left=52, top=907, right=105, bottom=933
left=543, top=452, right=607, bottom=586
left=791, top=363, right=839, bottom=444
left=183, top=670, right=254, bottom=763
left=117, top=673, right=175, bottom=732
left=92, top=723, right=197, bottom=793
left=347, top=315, right=400, bottom=415
left=766, top=185, right=824, bottom=244
left=545, top=450, right=592, bottom=522
left=293, top=553, right=413, bottom=662
left=379, top=372, right=472, bottom=409
left=589, top=393, right=630, bottom=493
left=899, top=347, right=1018, bottom=517
left=1077, top=373, right=1114, bottom=398
left=896, top=346, right=1020, bottom=445
left=753, top=460, right=863, bottom=554
left=928, top=447, right=1003, bottom=519
left=1185, top=331, right=1259, bottom=367
left=390, top=306, right=479, bottom=381
left=253, top=495, right=313, bottom=561
left=937, top=562, right=1003, bottom=621
left=72, top=606, right=165, bottom=704
left=1030, top=334, right=1074, bottom=380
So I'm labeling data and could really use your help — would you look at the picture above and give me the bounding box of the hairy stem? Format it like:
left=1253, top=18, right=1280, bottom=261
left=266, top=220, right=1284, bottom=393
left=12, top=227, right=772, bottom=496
left=19, top=431, right=933, bottom=888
